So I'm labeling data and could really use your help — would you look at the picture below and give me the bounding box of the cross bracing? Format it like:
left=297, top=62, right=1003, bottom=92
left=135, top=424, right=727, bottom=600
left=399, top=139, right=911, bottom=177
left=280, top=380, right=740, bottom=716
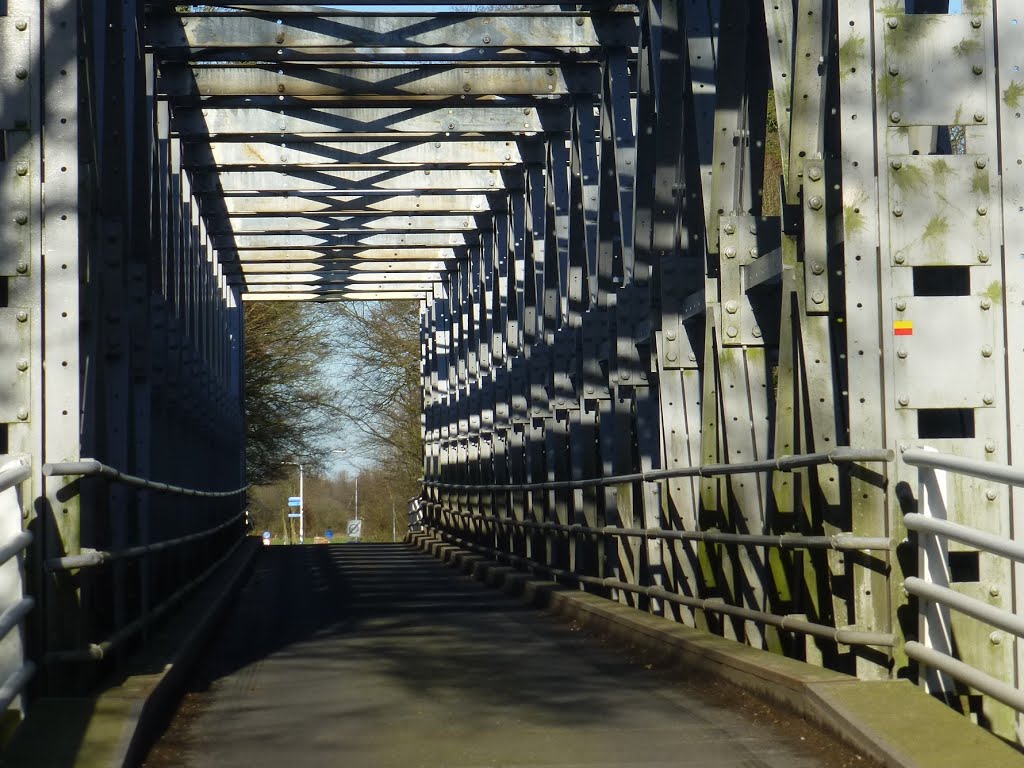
left=3, top=0, right=1024, bottom=754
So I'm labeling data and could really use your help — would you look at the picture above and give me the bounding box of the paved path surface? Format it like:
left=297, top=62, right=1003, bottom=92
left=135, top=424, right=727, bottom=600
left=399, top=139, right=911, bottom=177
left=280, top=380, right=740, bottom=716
left=142, top=543, right=867, bottom=768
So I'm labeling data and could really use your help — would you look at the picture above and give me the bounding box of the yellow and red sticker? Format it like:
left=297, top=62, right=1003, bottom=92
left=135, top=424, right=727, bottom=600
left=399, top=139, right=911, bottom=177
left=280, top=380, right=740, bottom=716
left=894, top=320, right=913, bottom=336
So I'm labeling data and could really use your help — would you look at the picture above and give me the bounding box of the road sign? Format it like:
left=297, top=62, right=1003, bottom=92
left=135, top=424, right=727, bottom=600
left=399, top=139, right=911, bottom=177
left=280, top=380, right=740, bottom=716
left=262, top=531, right=271, bottom=540
left=287, top=496, right=301, bottom=507
left=325, top=529, right=334, bottom=540
left=287, top=512, right=302, bottom=518
left=346, top=519, right=363, bottom=540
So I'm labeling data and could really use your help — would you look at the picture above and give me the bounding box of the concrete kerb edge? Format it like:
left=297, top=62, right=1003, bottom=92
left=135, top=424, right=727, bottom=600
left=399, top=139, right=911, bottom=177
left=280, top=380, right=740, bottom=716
left=105, top=537, right=261, bottom=768
left=409, top=532, right=1022, bottom=768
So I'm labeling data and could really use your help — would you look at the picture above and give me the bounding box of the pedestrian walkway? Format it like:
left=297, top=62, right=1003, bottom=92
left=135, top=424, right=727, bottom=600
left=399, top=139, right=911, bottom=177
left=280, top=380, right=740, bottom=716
left=142, top=544, right=874, bottom=768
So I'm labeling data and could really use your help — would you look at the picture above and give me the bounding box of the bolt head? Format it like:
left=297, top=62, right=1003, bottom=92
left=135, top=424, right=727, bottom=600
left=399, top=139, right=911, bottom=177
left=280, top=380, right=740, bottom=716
left=751, top=326, right=762, bottom=339
left=576, top=17, right=585, bottom=25
left=15, top=359, right=28, bottom=372
left=977, top=205, right=988, bottom=216
left=723, top=246, right=737, bottom=259
left=888, top=65, right=900, bottom=77
left=984, top=393, right=995, bottom=405
left=276, top=83, right=285, bottom=93
left=981, top=345, right=993, bottom=357
left=16, top=408, right=28, bottom=421
left=15, top=163, right=28, bottom=176
left=974, top=111, right=986, bottom=123
left=979, top=252, right=990, bottom=263
left=976, top=157, right=988, bottom=169
left=749, top=247, right=759, bottom=259
left=463, top=83, right=472, bottom=92
left=896, top=347, right=908, bottom=359
left=15, top=262, right=27, bottom=274
left=276, top=33, right=284, bottom=44
left=990, top=631, right=1003, bottom=645
left=895, top=299, right=907, bottom=311
left=990, top=584, right=1001, bottom=597
left=980, top=297, right=992, bottom=310
left=811, top=262, right=825, bottom=275
left=887, top=17, right=899, bottom=28
left=15, top=20, right=27, bottom=31
left=811, top=290, right=825, bottom=305
left=807, top=166, right=822, bottom=181
left=891, top=159, right=903, bottom=170
left=898, top=395, right=910, bottom=406
left=14, top=66, right=27, bottom=80
left=725, top=326, right=738, bottom=339
left=808, top=195, right=824, bottom=211
left=665, top=330, right=676, bottom=341
left=985, top=440, right=997, bottom=454
left=16, top=311, right=28, bottom=323
left=973, top=64, right=985, bottom=76
left=725, top=300, right=738, bottom=314
left=723, top=222, right=736, bottom=235
left=971, top=16, right=983, bottom=28
left=890, top=111, right=902, bottom=123
left=15, top=213, right=27, bottom=225
left=892, top=205, right=904, bottom=217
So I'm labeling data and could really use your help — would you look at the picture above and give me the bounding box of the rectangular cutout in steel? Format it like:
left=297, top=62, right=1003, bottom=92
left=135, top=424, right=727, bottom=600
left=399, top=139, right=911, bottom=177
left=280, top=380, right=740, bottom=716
left=913, top=266, right=970, bottom=297
left=0, top=131, right=7, bottom=162
left=917, top=408, right=975, bottom=438
left=948, top=551, right=980, bottom=583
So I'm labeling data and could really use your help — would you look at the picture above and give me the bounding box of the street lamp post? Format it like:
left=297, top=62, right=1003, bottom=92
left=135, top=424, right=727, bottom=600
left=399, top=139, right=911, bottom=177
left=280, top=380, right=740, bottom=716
left=281, top=461, right=304, bottom=544
left=331, top=449, right=359, bottom=522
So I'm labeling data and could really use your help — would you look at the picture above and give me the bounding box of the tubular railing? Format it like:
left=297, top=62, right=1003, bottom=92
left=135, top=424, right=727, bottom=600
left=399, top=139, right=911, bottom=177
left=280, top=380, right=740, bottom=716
left=0, top=456, right=35, bottom=714
left=41, top=460, right=247, bottom=665
left=901, top=447, right=1024, bottom=714
left=422, top=446, right=895, bottom=655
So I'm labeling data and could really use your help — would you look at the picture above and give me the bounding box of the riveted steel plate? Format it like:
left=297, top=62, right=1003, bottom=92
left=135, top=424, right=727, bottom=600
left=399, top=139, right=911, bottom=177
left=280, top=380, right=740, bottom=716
left=0, top=309, right=30, bottom=423
left=883, top=14, right=987, bottom=127
left=888, top=155, right=993, bottom=267
left=0, top=141, right=31, bottom=277
left=0, top=17, right=31, bottom=130
left=892, top=295, right=995, bottom=409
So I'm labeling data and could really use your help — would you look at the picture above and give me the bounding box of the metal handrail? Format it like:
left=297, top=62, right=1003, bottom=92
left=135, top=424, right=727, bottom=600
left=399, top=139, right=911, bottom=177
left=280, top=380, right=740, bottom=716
left=904, top=577, right=1024, bottom=639
left=901, top=448, right=1024, bottom=489
left=0, top=457, right=34, bottom=711
left=424, top=447, right=892, bottom=492
left=441, top=508, right=892, bottom=551
left=905, top=642, right=1024, bottom=713
left=43, top=459, right=248, bottom=498
left=45, top=510, right=246, bottom=572
left=0, top=461, right=31, bottom=496
left=430, top=526, right=896, bottom=647
left=904, top=513, right=1024, bottom=565
left=46, top=535, right=247, bottom=664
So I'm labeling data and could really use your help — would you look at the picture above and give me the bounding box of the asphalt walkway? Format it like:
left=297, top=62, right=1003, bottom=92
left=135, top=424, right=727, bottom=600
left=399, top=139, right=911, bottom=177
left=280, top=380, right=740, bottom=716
left=141, top=543, right=871, bottom=768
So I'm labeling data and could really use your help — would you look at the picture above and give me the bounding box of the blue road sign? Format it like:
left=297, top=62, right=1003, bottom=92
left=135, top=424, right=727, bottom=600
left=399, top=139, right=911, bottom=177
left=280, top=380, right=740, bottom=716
left=287, top=496, right=301, bottom=507
left=325, top=529, right=334, bottom=540
left=262, top=531, right=271, bottom=540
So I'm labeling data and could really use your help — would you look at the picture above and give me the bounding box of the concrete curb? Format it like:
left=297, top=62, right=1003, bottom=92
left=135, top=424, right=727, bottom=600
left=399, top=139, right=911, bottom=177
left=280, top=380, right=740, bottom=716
left=409, top=531, right=1023, bottom=768
left=3, top=537, right=260, bottom=768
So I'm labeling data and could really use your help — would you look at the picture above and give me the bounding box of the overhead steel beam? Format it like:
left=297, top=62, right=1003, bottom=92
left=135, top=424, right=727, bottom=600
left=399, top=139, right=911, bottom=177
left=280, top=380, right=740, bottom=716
left=194, top=168, right=521, bottom=193
left=241, top=292, right=430, bottom=302
left=242, top=281, right=439, bottom=292
left=147, top=12, right=638, bottom=52
left=229, top=260, right=454, bottom=274
left=217, top=232, right=478, bottom=249
left=171, top=105, right=569, bottom=136
left=239, top=272, right=445, bottom=284
left=161, top=64, right=600, bottom=98
left=184, top=140, right=543, bottom=168
left=216, top=193, right=505, bottom=215
left=208, top=214, right=493, bottom=234
left=220, top=247, right=468, bottom=261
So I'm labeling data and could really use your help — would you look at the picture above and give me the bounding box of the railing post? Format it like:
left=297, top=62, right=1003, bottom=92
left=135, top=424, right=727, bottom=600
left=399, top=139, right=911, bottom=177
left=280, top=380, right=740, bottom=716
left=916, top=450, right=956, bottom=703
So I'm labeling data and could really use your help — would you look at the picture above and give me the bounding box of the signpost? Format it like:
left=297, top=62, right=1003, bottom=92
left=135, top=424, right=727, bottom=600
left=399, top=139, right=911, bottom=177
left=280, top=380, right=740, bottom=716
left=346, top=519, right=363, bottom=541
left=262, top=531, right=272, bottom=546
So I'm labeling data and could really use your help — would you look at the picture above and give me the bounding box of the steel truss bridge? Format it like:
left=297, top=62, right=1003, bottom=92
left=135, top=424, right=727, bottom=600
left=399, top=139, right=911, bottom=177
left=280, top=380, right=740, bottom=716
left=1, top=0, right=1024, bottom=755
